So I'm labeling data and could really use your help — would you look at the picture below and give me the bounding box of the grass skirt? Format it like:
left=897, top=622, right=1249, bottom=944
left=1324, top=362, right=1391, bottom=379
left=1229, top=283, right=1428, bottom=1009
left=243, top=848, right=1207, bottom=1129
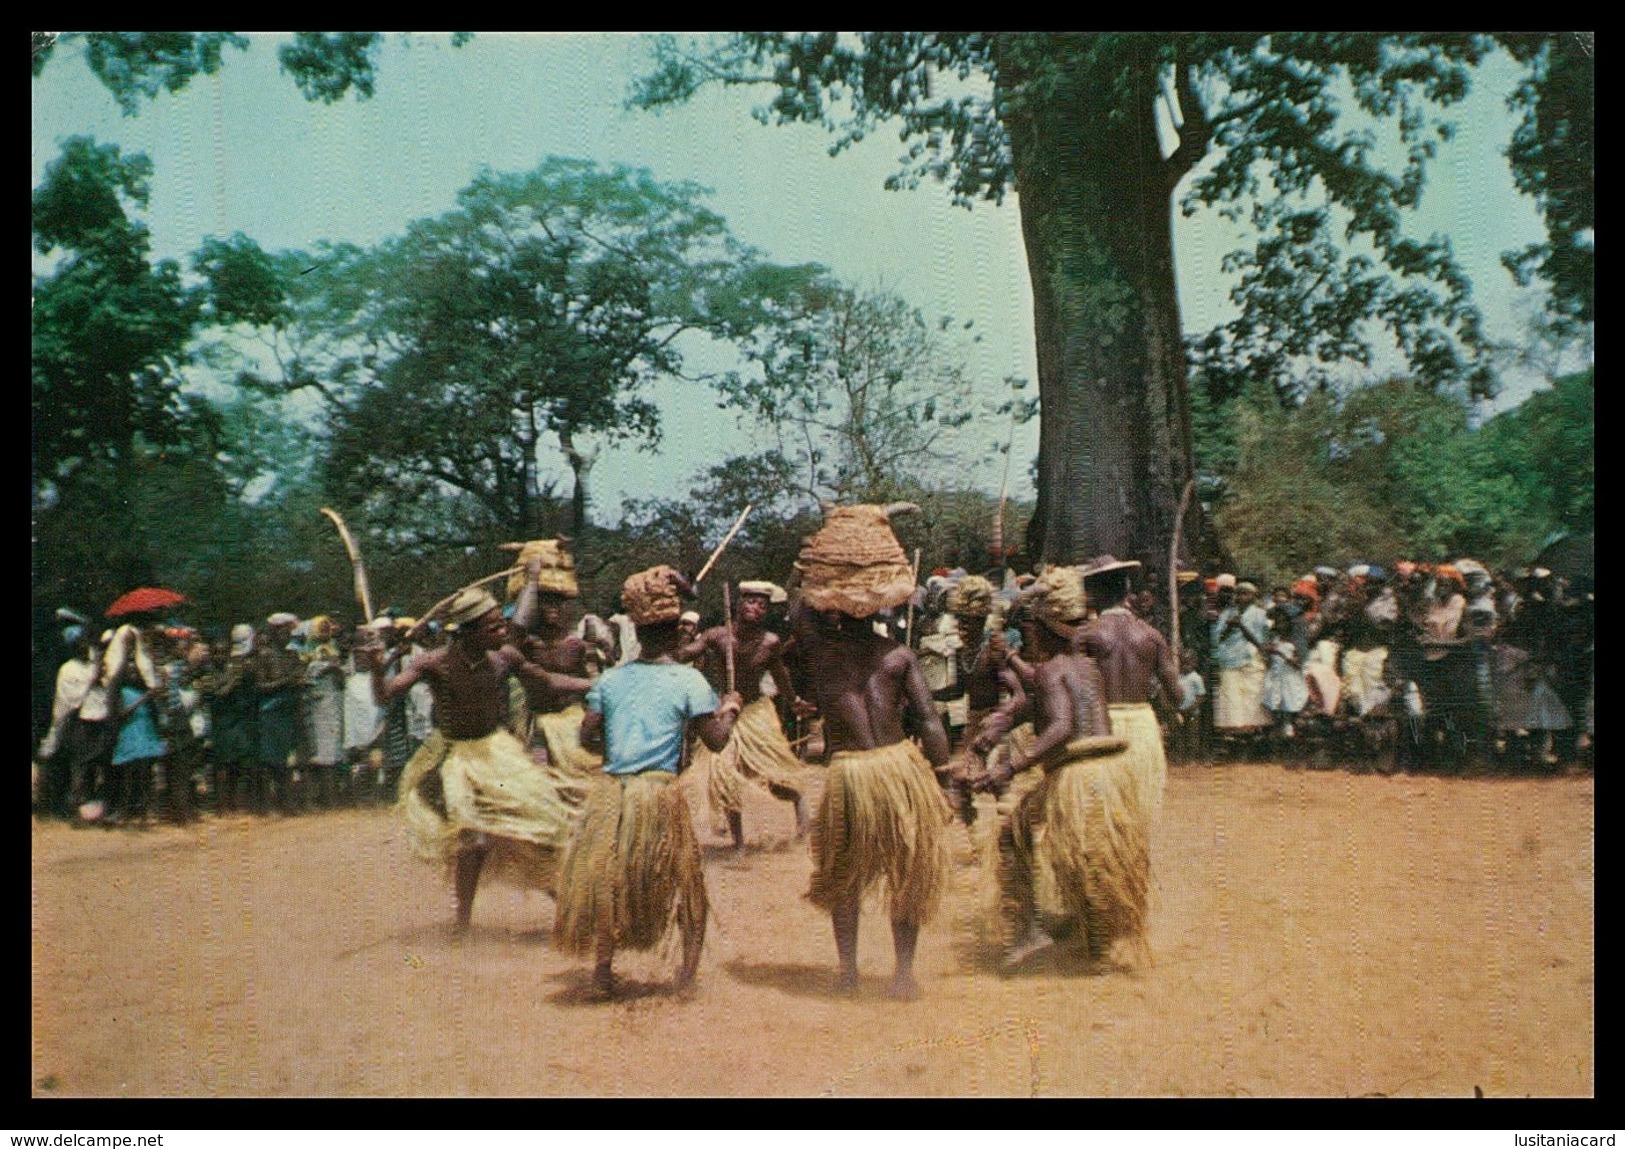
left=553, top=771, right=708, bottom=956
left=806, top=740, right=951, bottom=927
left=1108, top=702, right=1167, bottom=822
left=999, top=739, right=1153, bottom=965
left=534, top=704, right=605, bottom=778
left=396, top=727, right=584, bottom=891
left=699, top=697, right=808, bottom=817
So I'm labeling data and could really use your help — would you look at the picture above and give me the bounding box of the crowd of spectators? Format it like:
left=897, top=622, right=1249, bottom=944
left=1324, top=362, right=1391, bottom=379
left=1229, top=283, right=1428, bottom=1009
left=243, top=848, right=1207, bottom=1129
left=34, top=611, right=445, bottom=827
left=912, top=556, right=1593, bottom=776
left=34, top=551, right=1593, bottom=829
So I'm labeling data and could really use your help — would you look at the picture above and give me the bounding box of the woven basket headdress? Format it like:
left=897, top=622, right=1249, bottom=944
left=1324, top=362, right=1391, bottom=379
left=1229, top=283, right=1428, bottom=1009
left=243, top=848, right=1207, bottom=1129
left=621, top=565, right=684, bottom=627
left=794, top=504, right=916, bottom=617
left=946, top=574, right=996, bottom=619
left=506, top=538, right=579, bottom=600
left=1020, top=565, right=1088, bottom=634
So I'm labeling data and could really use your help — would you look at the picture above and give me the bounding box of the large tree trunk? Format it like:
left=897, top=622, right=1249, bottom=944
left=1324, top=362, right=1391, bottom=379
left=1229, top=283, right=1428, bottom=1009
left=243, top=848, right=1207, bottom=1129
left=558, top=428, right=596, bottom=540
left=998, top=35, right=1216, bottom=575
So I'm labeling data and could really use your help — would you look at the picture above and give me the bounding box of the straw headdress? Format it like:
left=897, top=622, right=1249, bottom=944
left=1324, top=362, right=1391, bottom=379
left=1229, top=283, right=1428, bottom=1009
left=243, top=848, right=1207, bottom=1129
left=946, top=574, right=996, bottom=619
left=621, top=565, right=684, bottom=627
left=794, top=503, right=917, bottom=617
left=506, top=538, right=579, bottom=600
left=1019, top=565, right=1088, bottom=635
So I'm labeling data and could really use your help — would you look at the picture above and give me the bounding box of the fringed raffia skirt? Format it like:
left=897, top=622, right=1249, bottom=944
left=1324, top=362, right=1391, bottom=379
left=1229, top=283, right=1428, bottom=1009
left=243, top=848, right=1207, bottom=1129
left=999, top=739, right=1154, bottom=965
left=698, top=697, right=809, bottom=818
left=533, top=703, right=606, bottom=778
left=396, top=727, right=585, bottom=891
left=806, top=740, right=951, bottom=928
left=552, top=771, right=708, bottom=956
left=1108, top=702, right=1168, bottom=822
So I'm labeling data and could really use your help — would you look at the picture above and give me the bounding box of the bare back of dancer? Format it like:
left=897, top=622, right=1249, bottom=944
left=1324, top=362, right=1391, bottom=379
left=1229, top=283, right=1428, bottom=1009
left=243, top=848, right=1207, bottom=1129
left=1081, top=608, right=1181, bottom=706
left=799, top=610, right=950, bottom=767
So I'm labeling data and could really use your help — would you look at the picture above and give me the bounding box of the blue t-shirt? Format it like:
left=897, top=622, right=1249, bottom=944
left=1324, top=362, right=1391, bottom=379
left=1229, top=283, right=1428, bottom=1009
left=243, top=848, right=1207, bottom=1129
left=585, top=660, right=720, bottom=776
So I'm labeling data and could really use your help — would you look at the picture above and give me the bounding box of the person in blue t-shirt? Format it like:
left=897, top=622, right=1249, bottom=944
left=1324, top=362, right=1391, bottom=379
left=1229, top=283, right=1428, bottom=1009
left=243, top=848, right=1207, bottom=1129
left=554, top=565, right=742, bottom=999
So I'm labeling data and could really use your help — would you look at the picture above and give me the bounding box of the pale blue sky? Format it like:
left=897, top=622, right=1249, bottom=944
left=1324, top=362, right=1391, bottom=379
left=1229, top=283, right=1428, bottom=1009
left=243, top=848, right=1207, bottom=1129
left=31, top=32, right=1557, bottom=514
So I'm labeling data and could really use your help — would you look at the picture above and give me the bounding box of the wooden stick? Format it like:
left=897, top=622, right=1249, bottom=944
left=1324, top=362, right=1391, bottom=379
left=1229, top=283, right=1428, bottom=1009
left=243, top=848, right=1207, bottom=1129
left=722, top=582, right=736, bottom=694
left=694, top=503, right=753, bottom=586
left=906, top=547, right=922, bottom=649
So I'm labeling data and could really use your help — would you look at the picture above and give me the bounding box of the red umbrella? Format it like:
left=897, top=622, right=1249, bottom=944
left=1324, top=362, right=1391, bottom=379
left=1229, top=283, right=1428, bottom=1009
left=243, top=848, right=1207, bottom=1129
left=105, top=587, right=187, bottom=619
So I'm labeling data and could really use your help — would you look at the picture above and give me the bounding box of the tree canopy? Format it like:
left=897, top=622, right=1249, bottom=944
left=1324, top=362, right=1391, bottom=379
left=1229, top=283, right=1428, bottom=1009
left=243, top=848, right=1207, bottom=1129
left=632, top=32, right=1593, bottom=568
left=211, top=157, right=815, bottom=548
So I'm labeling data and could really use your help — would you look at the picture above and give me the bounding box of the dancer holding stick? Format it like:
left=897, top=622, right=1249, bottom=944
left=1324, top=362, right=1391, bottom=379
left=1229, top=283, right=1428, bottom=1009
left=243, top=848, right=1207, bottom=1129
left=685, top=579, right=812, bottom=850
left=360, top=587, right=592, bottom=934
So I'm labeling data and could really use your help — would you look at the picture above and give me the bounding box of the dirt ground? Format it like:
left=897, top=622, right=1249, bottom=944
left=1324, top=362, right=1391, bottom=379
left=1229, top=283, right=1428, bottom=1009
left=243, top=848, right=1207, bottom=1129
left=31, top=761, right=1593, bottom=1099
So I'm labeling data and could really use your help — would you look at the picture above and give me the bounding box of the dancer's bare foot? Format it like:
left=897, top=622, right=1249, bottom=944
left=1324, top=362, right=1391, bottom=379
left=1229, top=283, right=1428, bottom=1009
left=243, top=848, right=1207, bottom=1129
left=1000, top=925, right=1056, bottom=972
left=888, top=972, right=921, bottom=1001
left=836, top=967, right=860, bottom=997
left=590, top=965, right=617, bottom=1001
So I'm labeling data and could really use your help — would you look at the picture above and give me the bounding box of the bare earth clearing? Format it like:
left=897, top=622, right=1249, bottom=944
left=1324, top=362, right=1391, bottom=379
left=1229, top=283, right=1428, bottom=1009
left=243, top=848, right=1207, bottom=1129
left=32, top=763, right=1593, bottom=1098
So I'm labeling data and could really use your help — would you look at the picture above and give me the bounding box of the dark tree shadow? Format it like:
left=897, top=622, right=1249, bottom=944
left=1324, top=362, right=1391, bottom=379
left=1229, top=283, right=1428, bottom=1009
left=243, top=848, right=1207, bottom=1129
left=722, top=959, right=891, bottom=1001
left=543, top=967, right=681, bottom=1006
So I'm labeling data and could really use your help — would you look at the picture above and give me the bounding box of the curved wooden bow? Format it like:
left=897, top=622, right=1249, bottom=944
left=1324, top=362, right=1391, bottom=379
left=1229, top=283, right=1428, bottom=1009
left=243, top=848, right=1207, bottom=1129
left=320, top=507, right=375, bottom=625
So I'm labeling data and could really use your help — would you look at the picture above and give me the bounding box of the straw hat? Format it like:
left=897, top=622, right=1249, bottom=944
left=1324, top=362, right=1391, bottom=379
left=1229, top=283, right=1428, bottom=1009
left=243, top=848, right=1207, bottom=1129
left=506, top=538, right=580, bottom=600
left=737, top=580, right=779, bottom=599
left=794, top=504, right=916, bottom=617
left=1078, top=554, right=1142, bottom=581
left=621, top=565, right=685, bottom=626
left=444, top=588, right=501, bottom=628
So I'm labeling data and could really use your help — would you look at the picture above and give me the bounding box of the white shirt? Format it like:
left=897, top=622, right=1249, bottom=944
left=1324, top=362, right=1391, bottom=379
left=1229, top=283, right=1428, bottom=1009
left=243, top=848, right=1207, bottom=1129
left=39, top=656, right=97, bottom=757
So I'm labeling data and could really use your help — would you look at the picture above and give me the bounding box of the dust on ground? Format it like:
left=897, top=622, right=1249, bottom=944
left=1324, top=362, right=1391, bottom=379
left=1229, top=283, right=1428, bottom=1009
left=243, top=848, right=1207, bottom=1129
left=31, top=763, right=1593, bottom=1098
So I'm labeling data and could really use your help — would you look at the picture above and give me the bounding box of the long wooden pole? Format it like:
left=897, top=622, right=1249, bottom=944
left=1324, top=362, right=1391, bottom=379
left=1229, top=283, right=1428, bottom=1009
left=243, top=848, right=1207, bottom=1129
left=722, top=582, right=736, bottom=694
left=1168, top=479, right=1195, bottom=658
left=694, top=503, right=753, bottom=586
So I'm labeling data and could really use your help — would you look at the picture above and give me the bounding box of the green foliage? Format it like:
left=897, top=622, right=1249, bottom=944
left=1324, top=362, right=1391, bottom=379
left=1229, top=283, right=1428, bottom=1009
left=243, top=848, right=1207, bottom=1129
left=1477, top=368, right=1593, bottom=533
left=278, top=32, right=383, bottom=102
left=1498, top=34, right=1594, bottom=329
left=635, top=33, right=1529, bottom=411
left=221, top=156, right=787, bottom=547
left=33, top=32, right=471, bottom=110
left=193, top=233, right=289, bottom=329
left=32, top=137, right=203, bottom=481
left=1203, top=373, right=1591, bottom=586
left=74, top=32, right=250, bottom=115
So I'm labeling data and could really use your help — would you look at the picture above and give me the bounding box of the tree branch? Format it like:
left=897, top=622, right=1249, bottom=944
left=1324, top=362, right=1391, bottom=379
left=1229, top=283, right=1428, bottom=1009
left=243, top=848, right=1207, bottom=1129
left=1164, top=42, right=1212, bottom=189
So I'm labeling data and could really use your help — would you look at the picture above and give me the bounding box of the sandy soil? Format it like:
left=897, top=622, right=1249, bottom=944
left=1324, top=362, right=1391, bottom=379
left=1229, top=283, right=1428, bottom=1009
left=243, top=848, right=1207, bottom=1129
left=31, top=762, right=1593, bottom=1098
